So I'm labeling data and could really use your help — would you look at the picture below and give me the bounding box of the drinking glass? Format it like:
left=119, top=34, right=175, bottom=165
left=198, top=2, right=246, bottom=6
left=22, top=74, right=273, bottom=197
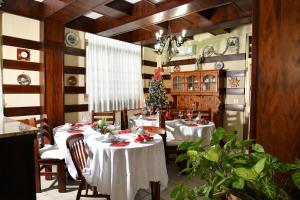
left=148, top=106, right=154, bottom=116
left=81, top=112, right=89, bottom=124
left=114, top=121, right=121, bottom=130
left=187, top=110, right=193, bottom=121
left=178, top=111, right=183, bottom=119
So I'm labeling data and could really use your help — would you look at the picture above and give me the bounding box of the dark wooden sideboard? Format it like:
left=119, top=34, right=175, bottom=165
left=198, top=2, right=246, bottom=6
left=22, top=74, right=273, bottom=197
left=170, top=69, right=225, bottom=127
left=0, top=117, right=38, bottom=200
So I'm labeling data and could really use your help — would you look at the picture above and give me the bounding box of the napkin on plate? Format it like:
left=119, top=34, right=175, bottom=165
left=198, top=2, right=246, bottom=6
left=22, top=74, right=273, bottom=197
left=110, top=141, right=130, bottom=147
left=119, top=130, right=132, bottom=134
left=67, top=129, right=84, bottom=134
left=72, top=123, right=85, bottom=127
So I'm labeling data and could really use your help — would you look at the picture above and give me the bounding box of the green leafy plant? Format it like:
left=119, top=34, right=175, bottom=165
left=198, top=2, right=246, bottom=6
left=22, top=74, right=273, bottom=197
left=96, top=118, right=112, bottom=134
left=171, top=128, right=300, bottom=200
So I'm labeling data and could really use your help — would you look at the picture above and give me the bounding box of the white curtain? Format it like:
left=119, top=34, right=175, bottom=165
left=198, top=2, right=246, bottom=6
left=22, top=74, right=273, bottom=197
left=86, top=33, right=144, bottom=112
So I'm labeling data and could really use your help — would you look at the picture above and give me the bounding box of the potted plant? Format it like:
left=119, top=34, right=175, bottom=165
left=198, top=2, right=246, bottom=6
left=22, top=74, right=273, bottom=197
left=171, top=128, right=300, bottom=200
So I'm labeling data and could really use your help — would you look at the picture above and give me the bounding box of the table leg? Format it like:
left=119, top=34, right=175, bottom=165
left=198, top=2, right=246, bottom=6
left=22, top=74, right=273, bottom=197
left=150, top=181, right=160, bottom=200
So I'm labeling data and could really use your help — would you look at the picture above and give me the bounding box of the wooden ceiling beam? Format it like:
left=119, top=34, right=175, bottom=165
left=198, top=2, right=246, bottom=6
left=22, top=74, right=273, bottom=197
left=106, top=0, right=133, bottom=15
left=65, top=16, right=96, bottom=33
left=93, top=4, right=129, bottom=19
left=113, top=16, right=251, bottom=45
left=44, top=0, right=112, bottom=24
left=0, top=0, right=44, bottom=20
left=95, top=0, right=230, bottom=36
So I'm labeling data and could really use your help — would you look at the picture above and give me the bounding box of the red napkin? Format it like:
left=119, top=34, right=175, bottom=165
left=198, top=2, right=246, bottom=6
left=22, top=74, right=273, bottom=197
left=119, top=130, right=132, bottom=134
left=135, top=134, right=153, bottom=142
left=67, top=130, right=84, bottom=134
left=110, top=141, right=130, bottom=147
left=72, top=123, right=85, bottom=127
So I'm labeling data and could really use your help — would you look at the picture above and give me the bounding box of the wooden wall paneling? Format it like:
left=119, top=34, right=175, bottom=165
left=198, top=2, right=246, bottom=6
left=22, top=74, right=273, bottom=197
left=40, top=20, right=45, bottom=115
left=3, top=59, right=41, bottom=71
left=142, top=60, right=157, bottom=67
left=224, top=104, right=245, bottom=111
left=0, top=0, right=43, bottom=20
left=64, top=104, right=88, bottom=113
left=2, top=36, right=42, bottom=50
left=164, top=53, right=246, bottom=67
left=64, top=47, right=86, bottom=57
left=252, top=0, right=300, bottom=162
left=64, top=86, right=86, bottom=94
left=64, top=66, right=86, bottom=74
left=3, top=85, right=40, bottom=94
left=44, top=19, right=65, bottom=129
left=4, top=106, right=41, bottom=117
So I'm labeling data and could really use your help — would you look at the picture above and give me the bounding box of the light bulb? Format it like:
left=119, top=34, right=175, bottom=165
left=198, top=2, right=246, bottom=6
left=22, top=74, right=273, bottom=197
left=182, top=29, right=186, bottom=37
left=159, top=29, right=163, bottom=36
left=155, top=32, right=159, bottom=39
left=178, top=36, right=182, bottom=42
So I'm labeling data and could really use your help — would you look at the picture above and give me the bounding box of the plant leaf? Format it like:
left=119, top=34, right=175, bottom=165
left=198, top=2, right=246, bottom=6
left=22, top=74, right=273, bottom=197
left=176, top=153, right=188, bottom=163
left=252, top=157, right=266, bottom=174
left=292, top=171, right=300, bottom=190
left=203, top=145, right=221, bottom=163
left=233, top=167, right=257, bottom=181
left=252, top=143, right=265, bottom=152
left=232, top=177, right=245, bottom=189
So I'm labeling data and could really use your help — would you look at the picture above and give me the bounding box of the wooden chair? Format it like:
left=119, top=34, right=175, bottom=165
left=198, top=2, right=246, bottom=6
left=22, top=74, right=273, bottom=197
left=91, top=110, right=115, bottom=125
left=121, top=108, right=128, bottom=130
left=35, top=116, right=66, bottom=193
left=66, top=134, right=110, bottom=200
left=193, top=108, right=212, bottom=121
left=19, top=117, right=66, bottom=193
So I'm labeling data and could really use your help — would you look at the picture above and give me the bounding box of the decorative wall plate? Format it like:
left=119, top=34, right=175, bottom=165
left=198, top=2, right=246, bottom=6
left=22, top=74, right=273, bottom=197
left=17, top=74, right=31, bottom=85
left=215, top=61, right=224, bottom=70
left=67, top=76, right=77, bottom=86
left=65, top=32, right=80, bottom=46
left=17, top=48, right=30, bottom=61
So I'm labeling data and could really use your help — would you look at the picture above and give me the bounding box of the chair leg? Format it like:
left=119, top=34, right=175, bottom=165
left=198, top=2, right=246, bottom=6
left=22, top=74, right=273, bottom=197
left=57, top=162, right=66, bottom=193
left=150, top=181, right=160, bottom=200
left=35, top=166, right=41, bottom=193
left=45, top=165, right=53, bottom=180
left=76, top=180, right=85, bottom=200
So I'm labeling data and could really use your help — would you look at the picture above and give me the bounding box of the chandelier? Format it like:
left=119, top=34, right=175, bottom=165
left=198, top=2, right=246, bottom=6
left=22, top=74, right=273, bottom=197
left=154, top=25, right=187, bottom=65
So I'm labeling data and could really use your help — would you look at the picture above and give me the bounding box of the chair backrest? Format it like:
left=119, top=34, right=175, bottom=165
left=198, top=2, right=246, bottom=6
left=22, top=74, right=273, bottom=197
left=35, top=116, right=54, bottom=146
left=91, top=110, right=115, bottom=124
left=66, top=134, right=88, bottom=180
left=169, top=109, right=180, bottom=119
left=121, top=108, right=128, bottom=130
left=193, top=108, right=212, bottom=121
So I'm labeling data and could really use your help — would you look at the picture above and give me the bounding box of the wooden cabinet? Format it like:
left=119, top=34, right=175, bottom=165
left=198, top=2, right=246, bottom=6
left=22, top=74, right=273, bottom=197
left=170, top=70, right=225, bottom=126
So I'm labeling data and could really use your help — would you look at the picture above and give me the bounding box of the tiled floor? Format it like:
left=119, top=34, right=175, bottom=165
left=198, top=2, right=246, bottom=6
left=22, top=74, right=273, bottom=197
left=36, top=162, right=203, bottom=200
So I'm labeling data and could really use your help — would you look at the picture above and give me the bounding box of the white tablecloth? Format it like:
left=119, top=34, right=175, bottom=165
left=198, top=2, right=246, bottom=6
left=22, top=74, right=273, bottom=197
left=130, top=115, right=159, bottom=127
left=54, top=125, right=168, bottom=200
left=165, top=120, right=215, bottom=146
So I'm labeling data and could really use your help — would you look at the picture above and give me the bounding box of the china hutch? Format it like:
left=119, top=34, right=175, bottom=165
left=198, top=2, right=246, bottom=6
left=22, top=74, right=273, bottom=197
left=170, top=69, right=225, bottom=126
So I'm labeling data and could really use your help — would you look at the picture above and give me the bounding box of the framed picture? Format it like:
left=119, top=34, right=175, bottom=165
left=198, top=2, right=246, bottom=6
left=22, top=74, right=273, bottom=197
left=17, top=48, right=30, bottom=61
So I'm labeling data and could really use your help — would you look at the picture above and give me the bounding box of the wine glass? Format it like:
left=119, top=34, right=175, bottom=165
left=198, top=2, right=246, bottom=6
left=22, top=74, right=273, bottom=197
left=148, top=106, right=154, bottom=116
left=187, top=110, right=193, bottom=121
left=178, top=111, right=183, bottom=119
left=81, top=112, right=89, bottom=124
left=114, top=121, right=121, bottom=130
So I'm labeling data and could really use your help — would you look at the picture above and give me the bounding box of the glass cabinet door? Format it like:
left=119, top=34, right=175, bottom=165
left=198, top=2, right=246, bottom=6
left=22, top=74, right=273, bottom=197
left=186, top=75, right=200, bottom=91
left=201, top=74, right=217, bottom=92
left=172, top=76, right=184, bottom=91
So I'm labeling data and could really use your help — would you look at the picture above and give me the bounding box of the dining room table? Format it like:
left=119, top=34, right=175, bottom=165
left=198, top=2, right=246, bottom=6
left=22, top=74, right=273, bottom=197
left=165, top=119, right=215, bottom=146
left=53, top=123, right=168, bottom=200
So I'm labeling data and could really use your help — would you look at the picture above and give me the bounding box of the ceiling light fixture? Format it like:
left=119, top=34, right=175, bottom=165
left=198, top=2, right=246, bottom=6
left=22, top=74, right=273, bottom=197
left=84, top=11, right=103, bottom=19
left=154, top=23, right=187, bottom=65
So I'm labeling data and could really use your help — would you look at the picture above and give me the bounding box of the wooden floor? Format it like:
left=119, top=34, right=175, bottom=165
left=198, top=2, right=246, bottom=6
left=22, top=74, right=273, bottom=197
left=36, top=162, right=203, bottom=200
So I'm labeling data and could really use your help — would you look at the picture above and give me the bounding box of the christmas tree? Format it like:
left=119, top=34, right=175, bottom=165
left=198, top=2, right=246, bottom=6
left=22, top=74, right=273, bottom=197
left=145, top=67, right=168, bottom=109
